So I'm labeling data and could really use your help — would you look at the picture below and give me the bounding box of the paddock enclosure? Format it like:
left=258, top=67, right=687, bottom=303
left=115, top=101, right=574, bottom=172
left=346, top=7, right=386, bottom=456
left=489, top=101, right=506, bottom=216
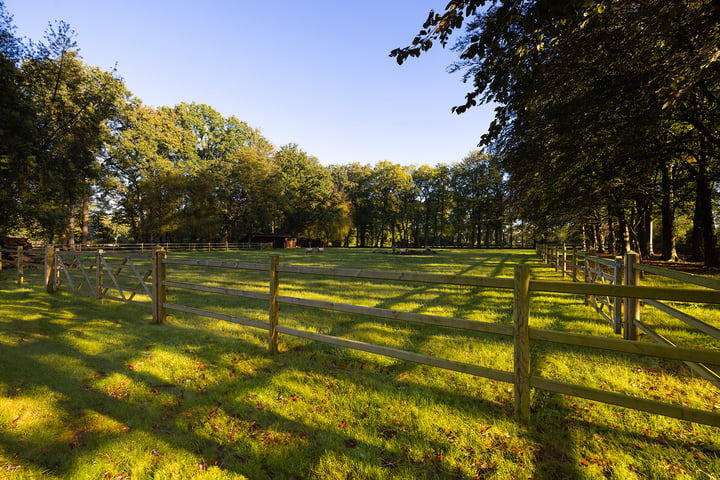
left=11, top=246, right=712, bottom=429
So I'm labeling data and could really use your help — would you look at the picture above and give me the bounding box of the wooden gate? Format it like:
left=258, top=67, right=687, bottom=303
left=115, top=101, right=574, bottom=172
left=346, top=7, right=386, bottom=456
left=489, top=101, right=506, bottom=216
left=54, top=250, right=153, bottom=305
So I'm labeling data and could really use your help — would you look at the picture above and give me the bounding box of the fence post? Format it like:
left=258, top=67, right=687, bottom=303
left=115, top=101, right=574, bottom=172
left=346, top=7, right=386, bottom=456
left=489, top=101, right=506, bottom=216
left=44, top=245, right=55, bottom=293
left=623, top=253, right=640, bottom=340
left=269, top=255, right=280, bottom=354
left=513, top=264, right=531, bottom=424
left=613, top=255, right=623, bottom=335
left=570, top=246, right=577, bottom=282
left=583, top=252, right=590, bottom=306
left=17, top=246, right=23, bottom=285
left=561, top=244, right=567, bottom=278
left=152, top=246, right=167, bottom=324
left=96, top=249, right=103, bottom=302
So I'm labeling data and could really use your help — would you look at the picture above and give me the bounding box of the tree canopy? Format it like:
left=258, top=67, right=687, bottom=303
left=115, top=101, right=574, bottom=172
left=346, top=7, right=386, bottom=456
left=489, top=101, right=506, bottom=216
left=392, top=0, right=720, bottom=265
left=2, top=0, right=717, bottom=260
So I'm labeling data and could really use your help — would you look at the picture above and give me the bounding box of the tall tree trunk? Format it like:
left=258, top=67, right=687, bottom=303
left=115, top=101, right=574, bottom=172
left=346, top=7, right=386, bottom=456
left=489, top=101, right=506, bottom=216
left=593, top=223, right=603, bottom=253
left=615, top=207, right=631, bottom=253
left=660, top=162, right=678, bottom=261
left=606, top=213, right=616, bottom=255
left=635, top=198, right=652, bottom=260
left=694, top=149, right=718, bottom=267
left=81, top=192, right=89, bottom=246
left=68, top=204, right=76, bottom=250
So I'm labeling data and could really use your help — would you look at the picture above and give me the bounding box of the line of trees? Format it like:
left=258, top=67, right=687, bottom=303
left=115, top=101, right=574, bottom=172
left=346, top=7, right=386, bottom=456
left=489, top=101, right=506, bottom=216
left=6, top=2, right=715, bottom=258
left=0, top=3, right=520, bottom=249
left=393, top=0, right=720, bottom=266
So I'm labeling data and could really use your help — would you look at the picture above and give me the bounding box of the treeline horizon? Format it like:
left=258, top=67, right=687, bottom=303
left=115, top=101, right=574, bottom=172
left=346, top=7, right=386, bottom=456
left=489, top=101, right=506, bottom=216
left=0, top=3, right=519, bottom=250
left=1, top=1, right=718, bottom=262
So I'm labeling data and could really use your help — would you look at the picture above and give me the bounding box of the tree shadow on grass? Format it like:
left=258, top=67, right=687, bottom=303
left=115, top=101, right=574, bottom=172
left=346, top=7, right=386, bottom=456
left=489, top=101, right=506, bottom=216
left=3, top=259, right=715, bottom=479
left=0, top=284, right=524, bottom=479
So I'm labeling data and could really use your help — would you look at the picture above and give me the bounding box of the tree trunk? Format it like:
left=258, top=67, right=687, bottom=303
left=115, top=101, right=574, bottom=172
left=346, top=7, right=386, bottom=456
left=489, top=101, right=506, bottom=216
left=593, top=223, right=603, bottom=253
left=81, top=192, right=89, bottom=246
left=660, top=162, right=678, bottom=261
left=693, top=149, right=718, bottom=267
left=635, top=198, right=652, bottom=260
left=606, top=213, right=616, bottom=255
left=616, top=209, right=631, bottom=253
left=68, top=204, right=76, bottom=250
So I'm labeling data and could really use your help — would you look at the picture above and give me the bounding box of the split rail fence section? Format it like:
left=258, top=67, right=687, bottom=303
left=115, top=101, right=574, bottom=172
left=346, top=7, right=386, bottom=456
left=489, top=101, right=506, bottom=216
left=36, top=246, right=720, bottom=427
left=39, top=241, right=273, bottom=252
left=539, top=243, right=720, bottom=388
left=45, top=246, right=154, bottom=306
left=0, top=246, right=44, bottom=285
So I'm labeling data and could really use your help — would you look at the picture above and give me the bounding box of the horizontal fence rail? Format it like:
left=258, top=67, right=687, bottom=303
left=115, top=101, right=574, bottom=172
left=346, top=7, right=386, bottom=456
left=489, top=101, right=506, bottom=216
left=37, top=242, right=274, bottom=252
left=32, top=245, right=720, bottom=427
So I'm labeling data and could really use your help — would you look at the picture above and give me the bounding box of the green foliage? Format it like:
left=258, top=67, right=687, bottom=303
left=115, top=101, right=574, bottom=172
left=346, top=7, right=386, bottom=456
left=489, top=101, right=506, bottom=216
left=273, top=144, right=351, bottom=244
left=394, top=0, right=720, bottom=263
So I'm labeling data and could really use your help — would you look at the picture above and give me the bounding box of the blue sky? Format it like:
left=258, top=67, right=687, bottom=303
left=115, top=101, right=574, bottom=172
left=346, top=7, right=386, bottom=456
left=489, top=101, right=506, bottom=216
left=6, top=0, right=496, bottom=167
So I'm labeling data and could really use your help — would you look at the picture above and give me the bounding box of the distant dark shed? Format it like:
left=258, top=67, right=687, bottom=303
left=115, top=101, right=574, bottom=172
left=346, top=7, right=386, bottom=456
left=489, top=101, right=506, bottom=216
left=251, top=234, right=297, bottom=249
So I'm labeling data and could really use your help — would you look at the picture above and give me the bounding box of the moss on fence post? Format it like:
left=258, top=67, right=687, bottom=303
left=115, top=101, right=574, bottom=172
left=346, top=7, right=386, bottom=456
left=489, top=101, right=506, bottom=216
left=513, top=264, right=531, bottom=424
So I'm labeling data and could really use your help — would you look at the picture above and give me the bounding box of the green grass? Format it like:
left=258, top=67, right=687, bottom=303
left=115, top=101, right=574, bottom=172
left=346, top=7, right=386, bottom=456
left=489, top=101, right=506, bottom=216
left=1, top=248, right=719, bottom=479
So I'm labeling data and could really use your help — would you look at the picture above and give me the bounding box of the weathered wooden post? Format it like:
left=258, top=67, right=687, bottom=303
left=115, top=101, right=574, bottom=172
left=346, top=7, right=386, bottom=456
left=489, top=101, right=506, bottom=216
left=623, top=253, right=640, bottom=340
left=17, top=246, right=23, bottom=285
left=269, top=255, right=280, bottom=354
left=613, top=256, right=623, bottom=335
left=561, top=244, right=567, bottom=278
left=513, top=264, right=531, bottom=424
left=152, top=246, right=167, bottom=324
left=44, top=245, right=55, bottom=293
left=570, top=246, right=577, bottom=282
left=96, top=249, right=104, bottom=302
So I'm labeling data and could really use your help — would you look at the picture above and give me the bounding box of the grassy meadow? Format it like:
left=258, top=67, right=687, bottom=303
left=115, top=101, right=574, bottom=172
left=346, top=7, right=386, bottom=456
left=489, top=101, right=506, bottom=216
left=1, top=248, right=718, bottom=479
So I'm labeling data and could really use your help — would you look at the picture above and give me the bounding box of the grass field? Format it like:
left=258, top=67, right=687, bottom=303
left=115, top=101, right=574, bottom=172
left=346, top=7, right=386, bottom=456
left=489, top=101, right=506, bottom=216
left=1, top=248, right=719, bottom=479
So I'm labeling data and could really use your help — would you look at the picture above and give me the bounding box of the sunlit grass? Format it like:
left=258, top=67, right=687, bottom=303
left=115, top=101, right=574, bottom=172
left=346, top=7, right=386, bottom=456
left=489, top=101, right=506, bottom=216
left=1, top=248, right=719, bottom=479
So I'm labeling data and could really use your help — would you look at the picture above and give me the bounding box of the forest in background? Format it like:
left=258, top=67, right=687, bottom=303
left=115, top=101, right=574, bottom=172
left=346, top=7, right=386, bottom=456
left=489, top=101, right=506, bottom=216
left=1, top=1, right=719, bottom=264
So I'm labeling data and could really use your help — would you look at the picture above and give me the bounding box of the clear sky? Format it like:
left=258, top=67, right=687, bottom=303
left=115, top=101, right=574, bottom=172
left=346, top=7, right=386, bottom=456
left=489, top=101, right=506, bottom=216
left=5, top=0, right=496, bottom=167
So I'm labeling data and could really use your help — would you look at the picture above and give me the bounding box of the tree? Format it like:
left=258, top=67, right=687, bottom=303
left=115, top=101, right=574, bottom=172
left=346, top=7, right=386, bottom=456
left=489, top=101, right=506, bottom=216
left=20, top=21, right=126, bottom=243
left=0, top=1, right=35, bottom=233
left=273, top=144, right=349, bottom=244
left=393, top=0, right=720, bottom=265
left=104, top=103, right=197, bottom=242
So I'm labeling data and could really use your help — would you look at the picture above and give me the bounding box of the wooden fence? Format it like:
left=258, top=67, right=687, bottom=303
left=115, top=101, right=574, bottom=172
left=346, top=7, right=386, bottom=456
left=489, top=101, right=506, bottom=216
left=538, top=243, right=720, bottom=388
left=45, top=246, right=154, bottom=306
left=32, top=246, right=720, bottom=427
left=43, top=241, right=273, bottom=252
left=0, top=246, right=45, bottom=285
